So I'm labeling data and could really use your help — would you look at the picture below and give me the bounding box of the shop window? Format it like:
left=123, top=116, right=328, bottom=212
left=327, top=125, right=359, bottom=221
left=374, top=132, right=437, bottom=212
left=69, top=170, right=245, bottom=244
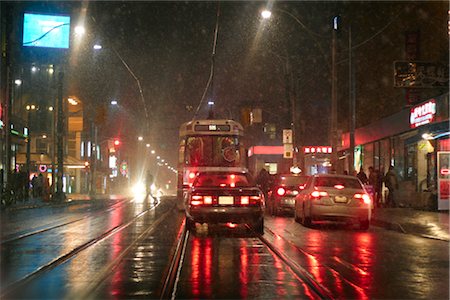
left=264, top=162, right=277, bottom=175
left=405, top=144, right=417, bottom=181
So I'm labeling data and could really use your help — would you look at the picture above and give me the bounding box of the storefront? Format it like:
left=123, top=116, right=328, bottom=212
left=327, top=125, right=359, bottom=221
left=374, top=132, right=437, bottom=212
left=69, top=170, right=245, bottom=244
left=340, top=93, right=449, bottom=210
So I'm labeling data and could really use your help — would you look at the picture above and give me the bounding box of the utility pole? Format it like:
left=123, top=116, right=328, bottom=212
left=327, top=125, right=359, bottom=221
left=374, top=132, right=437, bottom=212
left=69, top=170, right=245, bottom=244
left=349, top=26, right=356, bottom=174
left=330, top=16, right=339, bottom=172
left=55, top=70, right=65, bottom=201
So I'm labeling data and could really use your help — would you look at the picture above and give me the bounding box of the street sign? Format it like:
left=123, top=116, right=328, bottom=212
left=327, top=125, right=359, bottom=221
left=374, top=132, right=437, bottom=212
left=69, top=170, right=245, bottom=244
left=283, top=129, right=293, bottom=144
left=394, top=61, right=448, bottom=88
left=283, top=144, right=293, bottom=158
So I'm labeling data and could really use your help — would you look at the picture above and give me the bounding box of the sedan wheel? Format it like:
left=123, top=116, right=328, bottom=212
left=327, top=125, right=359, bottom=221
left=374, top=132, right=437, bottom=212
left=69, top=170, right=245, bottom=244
left=253, top=218, right=264, bottom=234
left=359, top=219, right=370, bottom=230
left=294, top=206, right=301, bottom=223
left=301, top=205, right=312, bottom=227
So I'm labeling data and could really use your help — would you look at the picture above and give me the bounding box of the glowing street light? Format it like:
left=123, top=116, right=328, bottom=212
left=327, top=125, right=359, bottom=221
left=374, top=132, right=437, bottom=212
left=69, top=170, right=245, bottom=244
left=15, top=79, right=22, bottom=86
left=110, top=100, right=118, bottom=105
left=74, top=25, right=86, bottom=36
left=138, top=136, right=144, bottom=141
left=93, top=44, right=102, bottom=50
left=146, top=143, right=151, bottom=148
left=261, top=10, right=272, bottom=19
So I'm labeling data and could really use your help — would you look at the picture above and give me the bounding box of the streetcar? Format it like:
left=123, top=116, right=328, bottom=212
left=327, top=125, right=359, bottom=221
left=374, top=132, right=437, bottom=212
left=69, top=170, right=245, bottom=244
left=177, top=119, right=247, bottom=209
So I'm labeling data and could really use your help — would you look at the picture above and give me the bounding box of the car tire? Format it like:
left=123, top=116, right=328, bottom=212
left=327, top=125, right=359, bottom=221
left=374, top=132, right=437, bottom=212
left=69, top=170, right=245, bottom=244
left=253, top=218, right=264, bottom=234
left=186, top=217, right=196, bottom=232
left=273, top=204, right=279, bottom=216
left=294, top=209, right=301, bottom=223
left=301, top=205, right=312, bottom=227
left=359, top=219, right=370, bottom=230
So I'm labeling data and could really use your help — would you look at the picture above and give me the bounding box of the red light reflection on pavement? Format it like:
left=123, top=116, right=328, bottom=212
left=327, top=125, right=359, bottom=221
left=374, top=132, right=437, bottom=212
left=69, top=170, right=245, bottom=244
left=110, top=205, right=124, bottom=296
left=190, top=238, right=212, bottom=298
left=239, top=240, right=249, bottom=298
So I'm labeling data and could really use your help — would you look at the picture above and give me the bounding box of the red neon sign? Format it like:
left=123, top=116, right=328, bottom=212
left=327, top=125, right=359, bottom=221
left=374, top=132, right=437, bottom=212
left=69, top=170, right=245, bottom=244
left=410, top=99, right=436, bottom=128
left=441, top=168, right=450, bottom=176
left=304, top=146, right=332, bottom=154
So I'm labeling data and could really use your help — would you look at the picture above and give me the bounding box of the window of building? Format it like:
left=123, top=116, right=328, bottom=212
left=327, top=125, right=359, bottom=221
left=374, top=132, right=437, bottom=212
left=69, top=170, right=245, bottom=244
left=405, top=144, right=417, bottom=181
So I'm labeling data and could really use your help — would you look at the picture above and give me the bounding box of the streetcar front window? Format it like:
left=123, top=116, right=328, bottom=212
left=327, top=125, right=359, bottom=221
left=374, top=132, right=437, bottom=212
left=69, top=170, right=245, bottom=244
left=184, top=136, right=245, bottom=167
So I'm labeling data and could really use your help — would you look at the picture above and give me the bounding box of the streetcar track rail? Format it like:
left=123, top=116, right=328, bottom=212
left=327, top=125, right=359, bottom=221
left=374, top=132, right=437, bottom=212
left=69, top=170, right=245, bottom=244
left=74, top=204, right=177, bottom=300
left=160, top=219, right=190, bottom=300
left=264, top=226, right=369, bottom=299
left=0, top=199, right=162, bottom=298
left=1, top=197, right=134, bottom=245
left=253, top=225, right=334, bottom=300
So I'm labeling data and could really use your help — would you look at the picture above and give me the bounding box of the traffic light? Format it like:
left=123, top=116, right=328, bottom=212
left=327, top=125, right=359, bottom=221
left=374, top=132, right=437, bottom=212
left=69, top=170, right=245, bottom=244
left=114, top=139, right=120, bottom=146
left=84, top=161, right=90, bottom=170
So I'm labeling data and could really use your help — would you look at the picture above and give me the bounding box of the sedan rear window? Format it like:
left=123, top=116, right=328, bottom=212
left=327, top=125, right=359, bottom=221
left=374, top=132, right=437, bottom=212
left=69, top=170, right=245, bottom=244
left=275, top=175, right=309, bottom=186
left=314, top=177, right=362, bottom=189
left=194, top=174, right=251, bottom=187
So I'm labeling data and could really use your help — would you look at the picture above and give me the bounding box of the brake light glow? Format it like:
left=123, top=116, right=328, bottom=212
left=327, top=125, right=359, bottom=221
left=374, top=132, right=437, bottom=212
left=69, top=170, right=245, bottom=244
left=334, top=184, right=345, bottom=190
left=354, top=193, right=371, bottom=205
left=311, top=191, right=328, bottom=198
left=277, top=187, right=286, bottom=196
left=204, top=196, right=213, bottom=204
left=240, top=196, right=249, bottom=205
left=191, top=200, right=202, bottom=206
left=299, top=185, right=305, bottom=190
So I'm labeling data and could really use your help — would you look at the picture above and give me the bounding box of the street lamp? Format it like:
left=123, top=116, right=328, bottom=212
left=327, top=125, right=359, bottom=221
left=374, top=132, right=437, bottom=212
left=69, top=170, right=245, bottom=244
left=261, top=10, right=272, bottom=19
left=25, top=104, right=37, bottom=188
left=260, top=8, right=337, bottom=171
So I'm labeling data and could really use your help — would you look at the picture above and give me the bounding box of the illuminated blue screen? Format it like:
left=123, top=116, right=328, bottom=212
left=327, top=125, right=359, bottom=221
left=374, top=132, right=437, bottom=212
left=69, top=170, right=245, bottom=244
left=23, top=13, right=70, bottom=49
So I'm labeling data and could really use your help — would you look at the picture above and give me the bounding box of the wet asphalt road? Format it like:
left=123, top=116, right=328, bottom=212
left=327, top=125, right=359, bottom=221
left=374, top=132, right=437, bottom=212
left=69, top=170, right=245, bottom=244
left=1, top=195, right=448, bottom=299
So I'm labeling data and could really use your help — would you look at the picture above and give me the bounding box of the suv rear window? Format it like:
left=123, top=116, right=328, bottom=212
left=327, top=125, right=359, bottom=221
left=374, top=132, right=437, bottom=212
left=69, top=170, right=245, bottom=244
left=194, top=173, right=251, bottom=187
left=314, top=177, right=362, bottom=189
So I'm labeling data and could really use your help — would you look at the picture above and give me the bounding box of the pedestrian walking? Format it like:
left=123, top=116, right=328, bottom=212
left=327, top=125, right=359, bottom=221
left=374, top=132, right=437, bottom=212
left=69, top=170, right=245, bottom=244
left=31, top=175, right=38, bottom=197
left=368, top=166, right=383, bottom=208
left=357, top=167, right=368, bottom=184
left=256, top=168, right=271, bottom=196
left=384, top=166, right=399, bottom=207
left=43, top=177, right=50, bottom=202
left=36, top=173, right=44, bottom=197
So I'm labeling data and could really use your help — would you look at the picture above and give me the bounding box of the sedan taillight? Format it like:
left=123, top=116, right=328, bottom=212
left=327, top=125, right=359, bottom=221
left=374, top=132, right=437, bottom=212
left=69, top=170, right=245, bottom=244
left=354, top=193, right=371, bottom=205
left=310, top=190, right=328, bottom=199
left=277, top=187, right=286, bottom=196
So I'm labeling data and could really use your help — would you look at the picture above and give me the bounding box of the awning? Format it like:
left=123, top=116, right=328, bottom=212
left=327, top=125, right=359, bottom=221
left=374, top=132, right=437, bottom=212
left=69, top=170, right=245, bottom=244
left=15, top=153, right=87, bottom=167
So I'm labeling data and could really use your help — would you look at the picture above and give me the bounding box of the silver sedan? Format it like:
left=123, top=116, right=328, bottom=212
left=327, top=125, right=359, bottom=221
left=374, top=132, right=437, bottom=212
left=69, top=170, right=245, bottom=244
left=294, top=174, right=371, bottom=230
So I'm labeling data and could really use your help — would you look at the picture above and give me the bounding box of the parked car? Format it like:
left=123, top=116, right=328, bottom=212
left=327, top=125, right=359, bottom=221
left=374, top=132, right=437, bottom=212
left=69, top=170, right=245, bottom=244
left=185, top=171, right=265, bottom=233
left=294, top=174, right=372, bottom=230
left=267, top=174, right=309, bottom=216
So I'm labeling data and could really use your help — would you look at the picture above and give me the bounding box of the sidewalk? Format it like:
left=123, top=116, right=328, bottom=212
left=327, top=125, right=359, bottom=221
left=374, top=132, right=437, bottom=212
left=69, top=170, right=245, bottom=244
left=1, top=193, right=122, bottom=210
left=371, top=207, right=449, bottom=242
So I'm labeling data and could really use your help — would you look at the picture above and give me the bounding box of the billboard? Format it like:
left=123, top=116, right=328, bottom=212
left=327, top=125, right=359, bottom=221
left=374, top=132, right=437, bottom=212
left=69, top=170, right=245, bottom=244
left=23, top=13, right=71, bottom=49
left=394, top=61, right=448, bottom=88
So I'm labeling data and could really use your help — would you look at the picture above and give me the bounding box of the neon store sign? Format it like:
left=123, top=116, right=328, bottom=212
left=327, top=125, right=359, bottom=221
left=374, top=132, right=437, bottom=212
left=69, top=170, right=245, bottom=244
left=304, top=146, right=332, bottom=154
left=410, top=99, right=436, bottom=128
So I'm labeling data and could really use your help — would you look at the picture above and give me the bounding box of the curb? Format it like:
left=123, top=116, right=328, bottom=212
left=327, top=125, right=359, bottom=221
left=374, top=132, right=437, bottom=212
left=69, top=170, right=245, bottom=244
left=371, top=218, right=449, bottom=242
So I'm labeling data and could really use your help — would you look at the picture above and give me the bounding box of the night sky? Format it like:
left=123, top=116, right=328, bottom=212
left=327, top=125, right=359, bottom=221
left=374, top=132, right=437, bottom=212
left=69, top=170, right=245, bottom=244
left=8, top=1, right=448, bottom=169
